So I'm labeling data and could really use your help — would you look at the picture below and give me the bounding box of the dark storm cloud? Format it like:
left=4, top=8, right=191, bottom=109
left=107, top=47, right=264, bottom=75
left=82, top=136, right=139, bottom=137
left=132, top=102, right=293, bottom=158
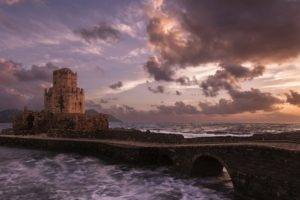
left=148, top=85, right=165, bottom=94
left=285, top=90, right=300, bottom=106
left=201, top=63, right=265, bottom=97
left=0, top=58, right=58, bottom=110
left=144, top=58, right=199, bottom=85
left=75, top=23, right=121, bottom=44
left=109, top=81, right=123, bottom=89
left=144, top=57, right=174, bottom=81
left=199, top=89, right=283, bottom=114
left=145, top=0, right=300, bottom=81
left=198, top=63, right=282, bottom=114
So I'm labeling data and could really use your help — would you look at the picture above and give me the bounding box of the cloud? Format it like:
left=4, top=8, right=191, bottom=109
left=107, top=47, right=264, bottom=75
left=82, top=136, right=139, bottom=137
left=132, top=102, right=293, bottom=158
left=0, top=59, right=22, bottom=85
left=144, top=56, right=174, bottom=81
left=86, top=100, right=201, bottom=122
left=175, top=90, right=181, bottom=95
left=109, top=47, right=149, bottom=64
left=75, top=23, right=121, bottom=44
left=103, top=79, right=148, bottom=95
left=148, top=85, right=165, bottom=94
left=0, top=0, right=23, bottom=5
left=100, top=99, right=109, bottom=104
left=197, top=63, right=283, bottom=115
left=201, top=63, right=265, bottom=97
left=0, top=0, right=46, bottom=5
left=114, top=23, right=136, bottom=37
left=176, top=76, right=200, bottom=86
left=109, top=81, right=123, bottom=90
left=285, top=90, right=300, bottom=106
left=87, top=98, right=300, bottom=123
left=86, top=96, right=287, bottom=122
left=145, top=0, right=300, bottom=81
left=85, top=100, right=103, bottom=111
left=156, top=101, right=200, bottom=115
left=14, top=63, right=57, bottom=82
left=0, top=58, right=58, bottom=110
left=199, top=88, right=283, bottom=114
left=86, top=101, right=150, bottom=120
left=0, top=87, right=27, bottom=109
left=98, top=97, right=118, bottom=104
left=0, top=59, right=57, bottom=85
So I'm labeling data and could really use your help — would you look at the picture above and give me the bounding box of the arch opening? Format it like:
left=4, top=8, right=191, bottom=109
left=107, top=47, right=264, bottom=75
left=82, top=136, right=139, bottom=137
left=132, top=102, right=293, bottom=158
left=157, top=154, right=173, bottom=166
left=26, top=114, right=35, bottom=130
left=191, top=155, right=234, bottom=198
left=191, top=155, right=225, bottom=177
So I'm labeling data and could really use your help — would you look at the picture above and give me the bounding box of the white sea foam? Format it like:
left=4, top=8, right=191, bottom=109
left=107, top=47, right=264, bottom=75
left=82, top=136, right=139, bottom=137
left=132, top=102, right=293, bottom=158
left=0, top=146, right=233, bottom=200
left=2, top=122, right=300, bottom=138
left=110, top=122, right=300, bottom=138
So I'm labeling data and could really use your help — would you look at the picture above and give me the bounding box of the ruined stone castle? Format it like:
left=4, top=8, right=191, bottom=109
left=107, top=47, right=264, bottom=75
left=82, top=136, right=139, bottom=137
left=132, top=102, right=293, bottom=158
left=44, top=68, right=85, bottom=114
left=13, top=68, right=108, bottom=132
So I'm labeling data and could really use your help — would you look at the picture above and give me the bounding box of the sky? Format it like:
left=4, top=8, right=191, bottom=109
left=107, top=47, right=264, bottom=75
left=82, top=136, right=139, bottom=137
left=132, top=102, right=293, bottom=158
left=1, top=0, right=300, bottom=123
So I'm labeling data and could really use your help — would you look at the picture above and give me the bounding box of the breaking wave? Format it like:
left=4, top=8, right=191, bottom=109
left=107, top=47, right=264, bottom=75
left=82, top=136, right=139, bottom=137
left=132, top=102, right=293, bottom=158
left=0, top=146, right=233, bottom=200
left=110, top=122, right=300, bottom=138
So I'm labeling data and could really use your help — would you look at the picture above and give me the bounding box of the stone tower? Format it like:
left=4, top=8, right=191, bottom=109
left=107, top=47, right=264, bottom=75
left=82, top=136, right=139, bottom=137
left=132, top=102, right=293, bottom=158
left=44, top=68, right=85, bottom=114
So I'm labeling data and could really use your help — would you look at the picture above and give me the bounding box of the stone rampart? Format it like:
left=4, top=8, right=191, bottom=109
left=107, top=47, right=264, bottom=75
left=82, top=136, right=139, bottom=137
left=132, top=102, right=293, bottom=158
left=13, top=110, right=108, bottom=132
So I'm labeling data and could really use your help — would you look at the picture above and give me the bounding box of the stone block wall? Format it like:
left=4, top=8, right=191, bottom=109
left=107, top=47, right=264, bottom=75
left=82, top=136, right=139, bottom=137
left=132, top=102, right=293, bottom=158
left=44, top=68, right=85, bottom=114
left=13, top=110, right=108, bottom=132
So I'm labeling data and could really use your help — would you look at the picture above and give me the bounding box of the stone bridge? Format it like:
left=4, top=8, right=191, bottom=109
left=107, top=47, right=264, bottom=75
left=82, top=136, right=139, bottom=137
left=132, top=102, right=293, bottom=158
left=0, top=135, right=299, bottom=200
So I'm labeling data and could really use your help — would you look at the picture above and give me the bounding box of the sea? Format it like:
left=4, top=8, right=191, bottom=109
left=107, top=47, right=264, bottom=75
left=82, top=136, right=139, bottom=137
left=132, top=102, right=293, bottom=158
left=1, top=122, right=299, bottom=200
left=110, top=122, right=300, bottom=138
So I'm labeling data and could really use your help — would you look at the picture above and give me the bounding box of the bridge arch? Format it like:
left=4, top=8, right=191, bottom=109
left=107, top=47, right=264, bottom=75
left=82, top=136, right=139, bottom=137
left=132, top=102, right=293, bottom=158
left=26, top=114, right=35, bottom=130
left=191, top=154, right=232, bottom=178
left=156, top=154, right=174, bottom=166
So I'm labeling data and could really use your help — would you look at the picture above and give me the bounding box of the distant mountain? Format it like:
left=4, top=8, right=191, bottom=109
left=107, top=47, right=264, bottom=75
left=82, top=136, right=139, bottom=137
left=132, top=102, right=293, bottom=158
left=85, top=109, right=122, bottom=123
left=0, top=109, right=22, bottom=123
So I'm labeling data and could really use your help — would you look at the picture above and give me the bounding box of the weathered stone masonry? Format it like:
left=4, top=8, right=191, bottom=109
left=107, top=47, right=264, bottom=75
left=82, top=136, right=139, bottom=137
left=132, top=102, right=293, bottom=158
left=45, top=68, right=85, bottom=114
left=13, top=68, right=108, bottom=131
